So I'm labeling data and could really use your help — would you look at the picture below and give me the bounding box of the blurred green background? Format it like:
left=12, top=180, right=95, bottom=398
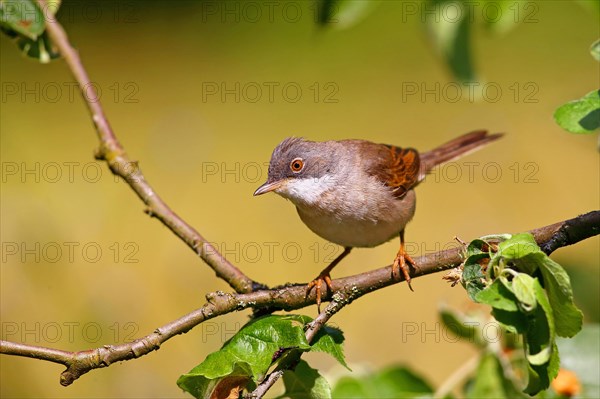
left=1, top=1, right=598, bottom=397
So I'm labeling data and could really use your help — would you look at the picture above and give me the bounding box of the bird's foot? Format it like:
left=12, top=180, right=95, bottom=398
left=392, top=249, right=417, bottom=291
left=306, top=271, right=333, bottom=313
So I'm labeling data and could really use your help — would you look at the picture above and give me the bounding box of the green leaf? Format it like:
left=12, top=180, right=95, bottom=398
left=496, top=233, right=540, bottom=263
left=554, top=90, right=600, bottom=134
left=14, top=30, right=60, bottom=63
left=591, top=39, right=600, bottom=62
left=425, top=0, right=476, bottom=82
left=311, top=325, right=349, bottom=370
left=493, top=233, right=583, bottom=337
left=439, top=306, right=482, bottom=346
left=491, top=308, right=528, bottom=334
left=279, top=360, right=331, bottom=399
left=466, top=352, right=526, bottom=399
left=177, top=361, right=253, bottom=399
left=525, top=342, right=560, bottom=396
left=0, top=0, right=46, bottom=40
left=475, top=280, right=519, bottom=312
left=177, top=315, right=346, bottom=399
left=557, top=324, right=600, bottom=398
left=523, top=280, right=559, bottom=394
left=465, top=239, right=486, bottom=256
left=0, top=0, right=61, bottom=63
left=525, top=280, right=554, bottom=366
left=538, top=257, right=583, bottom=338
left=316, top=0, right=380, bottom=29
left=462, top=252, right=488, bottom=300
left=511, top=274, right=537, bottom=313
left=332, top=366, right=433, bottom=398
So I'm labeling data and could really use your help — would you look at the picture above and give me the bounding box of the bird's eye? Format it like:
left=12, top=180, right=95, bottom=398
left=290, top=158, right=304, bottom=173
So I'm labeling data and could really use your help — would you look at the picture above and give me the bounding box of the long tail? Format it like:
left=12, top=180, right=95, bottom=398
left=419, top=130, right=503, bottom=179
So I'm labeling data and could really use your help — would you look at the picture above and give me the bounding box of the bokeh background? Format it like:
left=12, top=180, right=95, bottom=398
left=1, top=1, right=598, bottom=398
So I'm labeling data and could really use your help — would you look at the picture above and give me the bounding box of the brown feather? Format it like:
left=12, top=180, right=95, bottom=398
left=419, top=130, right=503, bottom=179
left=366, top=144, right=421, bottom=199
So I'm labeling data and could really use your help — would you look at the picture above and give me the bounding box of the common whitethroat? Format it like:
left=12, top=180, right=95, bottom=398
left=254, top=130, right=503, bottom=310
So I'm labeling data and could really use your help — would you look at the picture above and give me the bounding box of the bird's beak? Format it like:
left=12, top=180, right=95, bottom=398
left=253, top=180, right=284, bottom=196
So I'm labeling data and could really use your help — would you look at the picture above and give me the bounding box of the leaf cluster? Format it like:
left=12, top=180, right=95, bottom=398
left=460, top=233, right=583, bottom=395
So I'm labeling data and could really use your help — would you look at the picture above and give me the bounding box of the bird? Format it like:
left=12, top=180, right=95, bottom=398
left=254, top=130, right=503, bottom=310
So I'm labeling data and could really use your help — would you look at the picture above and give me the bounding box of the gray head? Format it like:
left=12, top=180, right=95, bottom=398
left=254, top=137, right=337, bottom=203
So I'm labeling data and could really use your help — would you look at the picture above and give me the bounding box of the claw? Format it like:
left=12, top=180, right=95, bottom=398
left=306, top=247, right=352, bottom=313
left=306, top=272, right=334, bottom=313
left=394, top=230, right=418, bottom=291
left=392, top=250, right=416, bottom=291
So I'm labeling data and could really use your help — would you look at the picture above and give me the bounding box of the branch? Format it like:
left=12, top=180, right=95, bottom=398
left=36, top=0, right=259, bottom=294
left=2, top=211, right=597, bottom=387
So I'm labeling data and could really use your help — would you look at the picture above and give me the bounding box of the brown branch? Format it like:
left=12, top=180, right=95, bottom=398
left=35, top=0, right=259, bottom=294
left=2, top=211, right=597, bottom=387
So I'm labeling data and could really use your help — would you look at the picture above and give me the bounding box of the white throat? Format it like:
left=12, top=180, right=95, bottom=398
left=275, top=174, right=336, bottom=206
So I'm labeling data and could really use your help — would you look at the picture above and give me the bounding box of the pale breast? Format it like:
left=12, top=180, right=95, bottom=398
left=295, top=186, right=416, bottom=248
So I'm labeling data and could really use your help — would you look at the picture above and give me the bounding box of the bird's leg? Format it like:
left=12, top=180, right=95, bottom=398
left=392, top=230, right=417, bottom=291
left=307, top=247, right=352, bottom=312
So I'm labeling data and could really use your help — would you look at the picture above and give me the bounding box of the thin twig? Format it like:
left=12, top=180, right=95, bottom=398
left=35, top=0, right=259, bottom=294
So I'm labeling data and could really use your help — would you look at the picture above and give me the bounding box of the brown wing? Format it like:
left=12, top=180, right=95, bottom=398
left=367, top=144, right=421, bottom=199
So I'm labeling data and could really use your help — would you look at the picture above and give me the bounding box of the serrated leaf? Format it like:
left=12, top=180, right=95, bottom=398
left=439, top=306, right=482, bottom=346
left=178, top=315, right=346, bottom=399
left=311, top=325, right=349, bottom=370
left=279, top=360, right=331, bottom=399
left=554, top=90, right=600, bottom=134
left=557, top=324, right=600, bottom=398
left=537, top=256, right=583, bottom=338
left=466, top=352, right=526, bottom=399
left=475, top=280, right=519, bottom=311
left=332, top=366, right=433, bottom=398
